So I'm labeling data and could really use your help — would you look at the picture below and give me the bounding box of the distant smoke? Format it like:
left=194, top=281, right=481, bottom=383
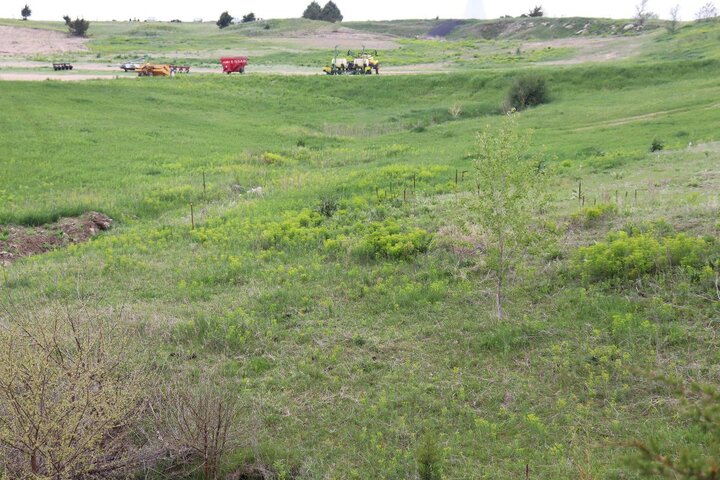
left=464, top=0, right=485, bottom=18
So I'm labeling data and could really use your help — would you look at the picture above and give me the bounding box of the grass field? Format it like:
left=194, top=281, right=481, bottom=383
left=1, top=16, right=720, bottom=480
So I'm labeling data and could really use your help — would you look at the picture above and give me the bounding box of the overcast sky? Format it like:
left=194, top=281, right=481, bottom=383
left=0, top=0, right=707, bottom=22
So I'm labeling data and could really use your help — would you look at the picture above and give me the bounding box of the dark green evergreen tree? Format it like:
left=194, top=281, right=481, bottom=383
left=320, top=1, right=343, bottom=22
left=302, top=1, right=322, bottom=20
left=216, top=11, right=233, bottom=29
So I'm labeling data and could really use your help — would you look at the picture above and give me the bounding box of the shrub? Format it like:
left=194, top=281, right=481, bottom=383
left=650, top=138, right=665, bottom=152
left=570, top=203, right=617, bottom=227
left=0, top=302, right=151, bottom=478
left=260, top=151, right=289, bottom=165
left=504, top=74, right=548, bottom=112
left=315, top=196, right=339, bottom=217
left=152, top=370, right=241, bottom=480
left=355, top=220, right=431, bottom=260
left=572, top=230, right=716, bottom=282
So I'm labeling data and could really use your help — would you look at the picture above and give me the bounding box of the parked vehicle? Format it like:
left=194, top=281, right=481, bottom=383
left=52, top=63, right=73, bottom=71
left=119, top=58, right=145, bottom=72
left=220, top=57, right=248, bottom=74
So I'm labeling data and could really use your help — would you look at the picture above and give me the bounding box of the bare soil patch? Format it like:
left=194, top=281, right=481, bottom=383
left=0, top=212, right=112, bottom=265
left=524, top=36, right=644, bottom=64
left=0, top=25, right=88, bottom=56
left=278, top=28, right=398, bottom=50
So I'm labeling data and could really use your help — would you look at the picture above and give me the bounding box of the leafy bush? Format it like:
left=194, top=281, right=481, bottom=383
left=572, top=230, right=716, bottom=282
left=259, top=209, right=329, bottom=249
left=260, top=151, right=289, bottom=165
left=570, top=203, right=617, bottom=227
left=355, top=220, right=431, bottom=260
left=504, top=74, right=548, bottom=112
left=650, top=138, right=665, bottom=152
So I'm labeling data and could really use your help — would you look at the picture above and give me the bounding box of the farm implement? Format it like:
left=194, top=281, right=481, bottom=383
left=136, top=64, right=191, bottom=76
left=221, top=56, right=248, bottom=74
left=323, top=47, right=379, bottom=75
left=52, top=63, right=73, bottom=71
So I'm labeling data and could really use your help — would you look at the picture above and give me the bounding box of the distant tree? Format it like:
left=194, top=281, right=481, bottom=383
left=527, top=5, right=544, bottom=17
left=472, top=113, right=546, bottom=320
left=634, top=0, right=658, bottom=26
left=242, top=12, right=256, bottom=23
left=21, top=4, right=31, bottom=20
left=63, top=16, right=90, bottom=36
left=302, top=1, right=322, bottom=20
left=668, top=4, right=680, bottom=32
left=320, top=1, right=343, bottom=22
left=695, top=2, right=718, bottom=21
left=216, top=10, right=233, bottom=29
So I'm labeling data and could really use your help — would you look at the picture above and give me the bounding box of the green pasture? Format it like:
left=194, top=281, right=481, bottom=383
left=2, top=49, right=720, bottom=478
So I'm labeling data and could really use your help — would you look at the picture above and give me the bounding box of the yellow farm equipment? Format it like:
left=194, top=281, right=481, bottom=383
left=136, top=63, right=171, bottom=77
left=323, top=47, right=379, bottom=75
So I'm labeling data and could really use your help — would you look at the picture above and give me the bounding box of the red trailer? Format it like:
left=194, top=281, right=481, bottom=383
left=220, top=57, right=248, bottom=74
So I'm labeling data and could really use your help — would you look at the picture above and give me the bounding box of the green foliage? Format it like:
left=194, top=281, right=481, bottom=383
left=651, top=138, right=665, bottom=152
left=505, top=74, right=548, bottom=112
left=472, top=113, right=546, bottom=318
left=302, top=1, right=322, bottom=20
left=216, top=11, right=232, bottom=29
left=21, top=4, right=31, bottom=20
left=629, top=379, right=720, bottom=479
left=315, top=196, right=339, bottom=218
left=320, top=1, right=343, bottom=22
left=242, top=13, right=256, bottom=23
left=258, top=209, right=329, bottom=250
left=417, top=432, right=444, bottom=480
left=570, top=203, right=617, bottom=227
left=572, top=230, right=717, bottom=282
left=355, top=220, right=431, bottom=260
left=63, top=16, right=89, bottom=37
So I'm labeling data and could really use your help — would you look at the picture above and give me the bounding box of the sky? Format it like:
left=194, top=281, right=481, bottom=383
left=0, top=0, right=709, bottom=22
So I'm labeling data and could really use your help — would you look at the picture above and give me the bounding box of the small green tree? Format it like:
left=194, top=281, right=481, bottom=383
left=21, top=4, right=31, bottom=20
left=63, top=16, right=90, bottom=36
left=320, top=1, right=343, bottom=22
left=216, top=11, right=233, bottom=29
left=242, top=12, right=256, bottom=23
left=472, top=113, right=546, bottom=320
left=302, top=1, right=322, bottom=19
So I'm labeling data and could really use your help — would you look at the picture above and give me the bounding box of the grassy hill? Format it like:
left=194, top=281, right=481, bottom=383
left=1, top=16, right=705, bottom=69
left=0, top=16, right=720, bottom=480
